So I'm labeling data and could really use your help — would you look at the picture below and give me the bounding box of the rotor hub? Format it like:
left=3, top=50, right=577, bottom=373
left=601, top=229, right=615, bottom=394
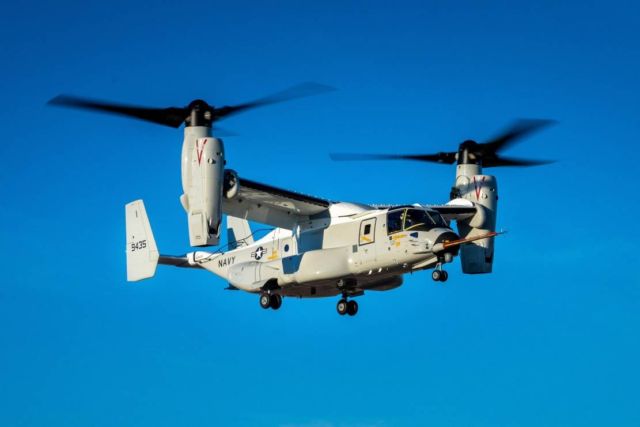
left=459, top=139, right=478, bottom=150
left=458, top=139, right=481, bottom=165
left=185, top=99, right=214, bottom=127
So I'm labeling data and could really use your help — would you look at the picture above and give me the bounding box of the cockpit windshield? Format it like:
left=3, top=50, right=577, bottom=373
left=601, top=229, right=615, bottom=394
left=387, top=208, right=448, bottom=234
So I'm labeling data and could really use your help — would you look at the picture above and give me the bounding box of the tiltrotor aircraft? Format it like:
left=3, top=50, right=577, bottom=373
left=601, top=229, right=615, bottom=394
left=49, top=85, right=553, bottom=316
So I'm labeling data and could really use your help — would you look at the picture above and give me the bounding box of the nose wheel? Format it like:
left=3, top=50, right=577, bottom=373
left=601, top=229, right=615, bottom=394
left=337, top=298, right=358, bottom=316
left=259, top=293, right=282, bottom=310
left=431, top=269, right=448, bottom=282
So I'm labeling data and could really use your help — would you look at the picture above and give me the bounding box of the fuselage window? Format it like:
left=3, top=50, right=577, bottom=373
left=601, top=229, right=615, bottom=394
left=387, top=210, right=403, bottom=234
left=364, top=224, right=371, bottom=235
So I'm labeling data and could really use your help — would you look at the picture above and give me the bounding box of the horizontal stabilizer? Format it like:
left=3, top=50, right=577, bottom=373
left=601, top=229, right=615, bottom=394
left=158, top=254, right=203, bottom=269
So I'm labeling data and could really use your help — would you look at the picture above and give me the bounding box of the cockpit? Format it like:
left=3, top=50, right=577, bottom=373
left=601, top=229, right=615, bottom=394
left=387, top=207, right=449, bottom=234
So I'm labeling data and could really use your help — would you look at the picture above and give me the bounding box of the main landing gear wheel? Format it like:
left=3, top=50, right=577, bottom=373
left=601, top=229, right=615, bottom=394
left=260, top=293, right=271, bottom=309
left=260, top=293, right=283, bottom=310
left=337, top=299, right=359, bottom=316
left=270, top=294, right=282, bottom=310
left=337, top=299, right=349, bottom=315
left=347, top=300, right=358, bottom=316
left=432, top=270, right=448, bottom=282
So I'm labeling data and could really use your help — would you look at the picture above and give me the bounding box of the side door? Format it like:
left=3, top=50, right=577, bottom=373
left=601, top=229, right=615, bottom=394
left=357, top=218, right=377, bottom=266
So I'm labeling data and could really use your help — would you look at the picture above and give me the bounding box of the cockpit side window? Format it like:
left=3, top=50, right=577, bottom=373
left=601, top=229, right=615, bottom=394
left=427, top=211, right=447, bottom=228
left=387, top=210, right=404, bottom=234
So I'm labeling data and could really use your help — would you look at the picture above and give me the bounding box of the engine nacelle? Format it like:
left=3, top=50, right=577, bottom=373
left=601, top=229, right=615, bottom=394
left=223, top=169, right=240, bottom=199
left=180, top=126, right=224, bottom=247
left=454, top=174, right=498, bottom=274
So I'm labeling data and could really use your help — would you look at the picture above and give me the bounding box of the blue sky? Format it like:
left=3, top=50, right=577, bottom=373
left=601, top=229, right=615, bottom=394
left=1, top=1, right=639, bottom=426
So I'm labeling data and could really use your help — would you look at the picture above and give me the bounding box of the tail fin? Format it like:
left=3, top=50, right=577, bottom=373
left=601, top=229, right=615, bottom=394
left=125, top=200, right=159, bottom=281
left=227, top=216, right=254, bottom=250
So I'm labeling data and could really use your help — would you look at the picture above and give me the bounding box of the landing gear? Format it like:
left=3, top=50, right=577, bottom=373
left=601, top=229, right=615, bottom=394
left=260, top=293, right=271, bottom=309
left=347, top=300, right=358, bottom=316
left=337, top=299, right=348, bottom=315
left=271, top=294, right=282, bottom=310
left=431, top=269, right=448, bottom=282
left=337, top=298, right=359, bottom=316
left=259, top=293, right=282, bottom=310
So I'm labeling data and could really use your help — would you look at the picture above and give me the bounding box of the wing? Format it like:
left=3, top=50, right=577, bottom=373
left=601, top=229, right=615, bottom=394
left=429, top=198, right=477, bottom=221
left=223, top=177, right=331, bottom=229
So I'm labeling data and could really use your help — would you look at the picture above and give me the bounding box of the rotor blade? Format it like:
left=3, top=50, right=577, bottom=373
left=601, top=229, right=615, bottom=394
left=48, top=95, right=188, bottom=128
left=213, top=82, right=335, bottom=120
left=483, top=156, right=555, bottom=167
left=330, top=152, right=456, bottom=164
left=481, top=119, right=556, bottom=153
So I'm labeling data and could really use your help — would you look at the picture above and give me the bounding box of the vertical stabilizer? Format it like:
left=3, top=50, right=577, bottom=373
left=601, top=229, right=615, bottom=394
left=125, top=200, right=160, bottom=281
left=227, top=216, right=254, bottom=250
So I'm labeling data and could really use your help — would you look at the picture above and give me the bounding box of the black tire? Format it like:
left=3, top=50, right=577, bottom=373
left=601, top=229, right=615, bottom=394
left=271, top=294, right=282, bottom=310
left=432, top=270, right=442, bottom=282
left=259, top=293, right=271, bottom=309
left=337, top=299, right=348, bottom=315
left=347, top=300, right=359, bottom=316
left=440, top=271, right=449, bottom=282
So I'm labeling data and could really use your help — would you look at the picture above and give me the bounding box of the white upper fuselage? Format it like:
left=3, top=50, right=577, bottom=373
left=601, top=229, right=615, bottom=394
left=187, top=202, right=458, bottom=298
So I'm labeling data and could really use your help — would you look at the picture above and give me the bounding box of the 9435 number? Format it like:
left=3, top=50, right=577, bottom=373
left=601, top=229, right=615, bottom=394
left=130, top=240, right=147, bottom=252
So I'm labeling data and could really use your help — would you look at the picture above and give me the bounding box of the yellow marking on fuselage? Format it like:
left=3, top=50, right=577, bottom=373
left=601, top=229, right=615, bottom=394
left=267, top=250, right=279, bottom=261
left=389, top=233, right=406, bottom=247
left=360, top=235, right=372, bottom=243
